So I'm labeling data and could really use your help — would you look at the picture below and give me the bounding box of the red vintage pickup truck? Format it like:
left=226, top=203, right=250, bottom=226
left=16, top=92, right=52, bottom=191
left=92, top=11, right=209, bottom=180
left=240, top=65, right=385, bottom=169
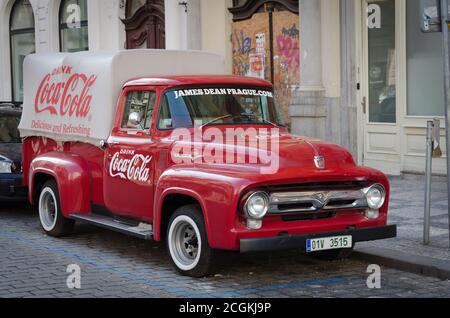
left=19, top=51, right=396, bottom=277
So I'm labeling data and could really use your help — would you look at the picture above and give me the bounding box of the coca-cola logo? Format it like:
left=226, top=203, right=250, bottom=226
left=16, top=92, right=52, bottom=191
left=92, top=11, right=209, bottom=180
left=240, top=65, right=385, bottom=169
left=34, top=66, right=96, bottom=118
left=109, top=151, right=152, bottom=183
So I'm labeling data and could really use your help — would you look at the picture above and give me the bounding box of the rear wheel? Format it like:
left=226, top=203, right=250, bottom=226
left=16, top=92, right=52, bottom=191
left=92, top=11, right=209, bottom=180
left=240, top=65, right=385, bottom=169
left=166, top=205, right=216, bottom=277
left=38, top=180, right=74, bottom=237
left=309, top=248, right=354, bottom=261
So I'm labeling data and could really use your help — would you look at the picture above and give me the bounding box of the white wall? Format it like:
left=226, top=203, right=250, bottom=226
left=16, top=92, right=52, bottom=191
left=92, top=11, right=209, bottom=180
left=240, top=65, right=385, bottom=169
left=320, top=0, right=340, bottom=98
left=88, top=0, right=126, bottom=50
left=200, top=0, right=232, bottom=73
left=165, top=0, right=203, bottom=50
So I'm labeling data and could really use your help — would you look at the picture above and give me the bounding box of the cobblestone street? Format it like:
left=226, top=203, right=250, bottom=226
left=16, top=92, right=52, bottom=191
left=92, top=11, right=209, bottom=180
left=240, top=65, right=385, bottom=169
left=359, top=175, right=450, bottom=260
left=1, top=201, right=450, bottom=298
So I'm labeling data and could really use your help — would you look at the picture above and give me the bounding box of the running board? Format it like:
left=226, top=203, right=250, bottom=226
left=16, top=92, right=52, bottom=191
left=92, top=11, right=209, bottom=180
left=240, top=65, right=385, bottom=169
left=70, top=213, right=153, bottom=240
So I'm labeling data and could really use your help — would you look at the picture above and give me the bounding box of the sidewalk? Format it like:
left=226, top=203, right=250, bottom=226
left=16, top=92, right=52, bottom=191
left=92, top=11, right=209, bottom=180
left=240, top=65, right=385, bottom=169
left=354, top=175, right=450, bottom=279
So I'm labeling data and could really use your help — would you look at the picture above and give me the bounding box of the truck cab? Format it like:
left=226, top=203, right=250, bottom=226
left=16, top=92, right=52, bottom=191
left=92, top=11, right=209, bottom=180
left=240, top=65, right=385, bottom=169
left=20, top=51, right=396, bottom=277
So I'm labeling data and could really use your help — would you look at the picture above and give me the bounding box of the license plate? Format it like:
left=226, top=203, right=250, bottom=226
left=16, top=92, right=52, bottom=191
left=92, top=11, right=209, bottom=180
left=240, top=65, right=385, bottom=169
left=306, top=235, right=352, bottom=253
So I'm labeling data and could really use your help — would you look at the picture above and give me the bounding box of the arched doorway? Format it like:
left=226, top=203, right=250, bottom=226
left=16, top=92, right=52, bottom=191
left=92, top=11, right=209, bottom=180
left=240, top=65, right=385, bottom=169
left=122, top=0, right=165, bottom=49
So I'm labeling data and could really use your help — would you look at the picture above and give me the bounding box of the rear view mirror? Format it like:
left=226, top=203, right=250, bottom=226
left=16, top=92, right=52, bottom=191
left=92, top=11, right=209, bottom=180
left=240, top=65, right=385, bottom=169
left=128, top=112, right=142, bottom=127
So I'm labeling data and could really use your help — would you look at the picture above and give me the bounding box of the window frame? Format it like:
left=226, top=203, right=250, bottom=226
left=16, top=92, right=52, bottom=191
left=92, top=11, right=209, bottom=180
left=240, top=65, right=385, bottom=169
left=58, top=0, right=89, bottom=53
left=120, top=89, right=158, bottom=134
left=9, top=0, right=35, bottom=103
left=156, top=93, right=174, bottom=131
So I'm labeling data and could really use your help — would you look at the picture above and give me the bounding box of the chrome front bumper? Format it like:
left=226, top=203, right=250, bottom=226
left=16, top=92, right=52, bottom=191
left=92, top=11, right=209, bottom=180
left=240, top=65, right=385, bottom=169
left=268, top=188, right=371, bottom=215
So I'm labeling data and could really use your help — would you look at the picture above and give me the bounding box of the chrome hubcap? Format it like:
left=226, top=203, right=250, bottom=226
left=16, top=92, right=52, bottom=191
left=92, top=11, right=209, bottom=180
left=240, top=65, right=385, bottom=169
left=182, top=226, right=198, bottom=259
left=169, top=218, right=201, bottom=270
left=39, top=188, right=57, bottom=230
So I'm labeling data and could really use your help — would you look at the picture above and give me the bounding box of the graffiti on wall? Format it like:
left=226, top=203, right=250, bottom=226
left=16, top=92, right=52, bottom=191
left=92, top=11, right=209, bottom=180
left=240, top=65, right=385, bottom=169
left=232, top=29, right=253, bottom=77
left=233, top=29, right=255, bottom=55
left=273, top=15, right=300, bottom=126
left=232, top=11, right=300, bottom=126
left=232, top=12, right=269, bottom=80
left=276, top=25, right=300, bottom=71
left=232, top=30, right=268, bottom=80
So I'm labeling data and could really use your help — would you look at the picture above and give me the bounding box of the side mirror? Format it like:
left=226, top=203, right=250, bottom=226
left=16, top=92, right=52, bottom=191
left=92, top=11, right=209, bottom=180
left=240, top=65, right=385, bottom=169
left=128, top=112, right=142, bottom=127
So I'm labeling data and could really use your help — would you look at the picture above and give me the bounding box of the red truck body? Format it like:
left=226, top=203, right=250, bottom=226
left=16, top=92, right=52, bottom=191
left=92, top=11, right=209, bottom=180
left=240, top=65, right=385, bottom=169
left=19, top=51, right=396, bottom=276
left=22, top=75, right=393, bottom=250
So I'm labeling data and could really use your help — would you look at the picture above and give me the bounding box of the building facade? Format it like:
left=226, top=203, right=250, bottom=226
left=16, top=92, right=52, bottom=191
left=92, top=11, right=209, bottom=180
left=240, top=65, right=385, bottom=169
left=0, top=0, right=446, bottom=176
left=293, top=0, right=447, bottom=176
left=0, top=0, right=234, bottom=102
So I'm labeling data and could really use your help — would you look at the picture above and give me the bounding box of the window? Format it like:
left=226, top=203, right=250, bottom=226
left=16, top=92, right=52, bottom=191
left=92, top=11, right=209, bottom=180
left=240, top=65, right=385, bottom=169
left=59, top=0, right=88, bottom=52
left=406, top=0, right=444, bottom=117
left=121, top=91, right=156, bottom=130
left=367, top=0, right=396, bottom=123
left=158, top=95, right=173, bottom=129
left=10, top=0, right=35, bottom=102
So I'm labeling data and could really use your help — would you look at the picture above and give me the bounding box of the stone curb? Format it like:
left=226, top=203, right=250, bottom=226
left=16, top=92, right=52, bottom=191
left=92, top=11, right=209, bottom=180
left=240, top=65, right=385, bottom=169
left=353, top=246, right=450, bottom=281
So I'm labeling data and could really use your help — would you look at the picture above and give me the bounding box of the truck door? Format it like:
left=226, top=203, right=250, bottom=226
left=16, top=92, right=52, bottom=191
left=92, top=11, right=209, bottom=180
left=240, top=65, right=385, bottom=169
left=103, top=88, right=158, bottom=221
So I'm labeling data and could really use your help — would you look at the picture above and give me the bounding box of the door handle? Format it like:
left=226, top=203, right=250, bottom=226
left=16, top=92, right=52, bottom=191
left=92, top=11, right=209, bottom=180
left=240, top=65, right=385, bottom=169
left=100, top=139, right=120, bottom=149
left=361, top=96, right=367, bottom=115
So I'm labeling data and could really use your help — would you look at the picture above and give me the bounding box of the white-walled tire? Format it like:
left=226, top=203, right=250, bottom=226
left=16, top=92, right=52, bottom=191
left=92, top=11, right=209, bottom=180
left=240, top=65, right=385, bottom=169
left=166, top=205, right=216, bottom=277
left=38, top=180, right=74, bottom=237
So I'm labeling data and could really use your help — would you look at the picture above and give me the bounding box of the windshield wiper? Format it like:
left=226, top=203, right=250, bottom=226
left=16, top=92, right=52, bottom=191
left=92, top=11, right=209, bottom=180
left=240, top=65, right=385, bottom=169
left=200, top=114, right=280, bottom=129
left=199, top=114, right=234, bottom=129
left=259, top=118, right=279, bottom=128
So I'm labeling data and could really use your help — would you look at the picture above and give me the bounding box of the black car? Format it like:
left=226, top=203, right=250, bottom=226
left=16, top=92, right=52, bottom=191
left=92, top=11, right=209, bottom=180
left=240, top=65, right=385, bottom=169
left=0, top=102, right=27, bottom=201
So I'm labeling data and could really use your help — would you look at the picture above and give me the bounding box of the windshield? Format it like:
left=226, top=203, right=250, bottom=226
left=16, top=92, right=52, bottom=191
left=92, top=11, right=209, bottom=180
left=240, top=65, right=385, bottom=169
left=0, top=117, right=21, bottom=143
left=158, top=87, right=285, bottom=129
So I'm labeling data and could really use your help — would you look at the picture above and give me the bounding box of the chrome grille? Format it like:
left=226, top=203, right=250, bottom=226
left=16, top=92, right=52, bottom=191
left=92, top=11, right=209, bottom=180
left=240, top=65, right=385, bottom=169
left=269, top=189, right=368, bottom=214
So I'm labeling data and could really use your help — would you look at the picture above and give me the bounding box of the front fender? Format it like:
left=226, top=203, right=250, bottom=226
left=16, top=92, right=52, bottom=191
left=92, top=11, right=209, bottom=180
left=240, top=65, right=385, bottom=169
left=153, top=168, right=249, bottom=249
left=29, top=152, right=91, bottom=217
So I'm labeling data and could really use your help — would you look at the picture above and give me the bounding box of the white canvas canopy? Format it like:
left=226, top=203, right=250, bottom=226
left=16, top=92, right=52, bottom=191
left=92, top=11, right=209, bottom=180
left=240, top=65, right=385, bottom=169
left=19, top=50, right=225, bottom=146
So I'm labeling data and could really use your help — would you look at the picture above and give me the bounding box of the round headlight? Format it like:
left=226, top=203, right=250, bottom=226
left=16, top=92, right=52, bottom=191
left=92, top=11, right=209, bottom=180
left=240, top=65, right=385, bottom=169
left=364, top=184, right=386, bottom=210
left=244, top=191, right=270, bottom=220
left=0, top=157, right=13, bottom=173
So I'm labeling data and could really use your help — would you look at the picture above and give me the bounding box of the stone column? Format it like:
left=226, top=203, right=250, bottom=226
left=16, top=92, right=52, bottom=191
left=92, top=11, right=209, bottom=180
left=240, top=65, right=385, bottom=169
left=290, top=0, right=326, bottom=138
left=31, top=0, right=51, bottom=53
left=200, top=0, right=233, bottom=73
left=87, top=0, right=126, bottom=50
left=187, top=0, right=202, bottom=50
left=164, top=0, right=185, bottom=49
left=166, top=0, right=202, bottom=51
left=340, top=0, right=358, bottom=159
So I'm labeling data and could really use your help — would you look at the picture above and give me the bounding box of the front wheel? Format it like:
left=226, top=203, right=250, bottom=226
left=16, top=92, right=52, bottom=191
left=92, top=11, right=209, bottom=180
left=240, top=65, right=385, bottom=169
left=166, top=205, right=216, bottom=277
left=38, top=180, right=74, bottom=237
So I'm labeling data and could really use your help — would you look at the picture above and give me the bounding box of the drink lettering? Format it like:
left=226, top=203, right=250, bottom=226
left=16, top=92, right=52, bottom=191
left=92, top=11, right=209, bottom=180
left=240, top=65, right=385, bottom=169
left=109, top=152, right=152, bottom=182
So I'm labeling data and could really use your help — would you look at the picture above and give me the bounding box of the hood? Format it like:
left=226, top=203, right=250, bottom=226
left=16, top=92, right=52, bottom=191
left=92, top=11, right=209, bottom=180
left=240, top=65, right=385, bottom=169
left=0, top=143, right=22, bottom=172
left=168, top=130, right=357, bottom=181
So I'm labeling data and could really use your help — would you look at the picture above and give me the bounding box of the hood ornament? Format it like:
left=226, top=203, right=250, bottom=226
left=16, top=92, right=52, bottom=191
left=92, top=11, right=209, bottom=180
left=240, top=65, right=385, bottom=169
left=314, top=155, right=325, bottom=170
